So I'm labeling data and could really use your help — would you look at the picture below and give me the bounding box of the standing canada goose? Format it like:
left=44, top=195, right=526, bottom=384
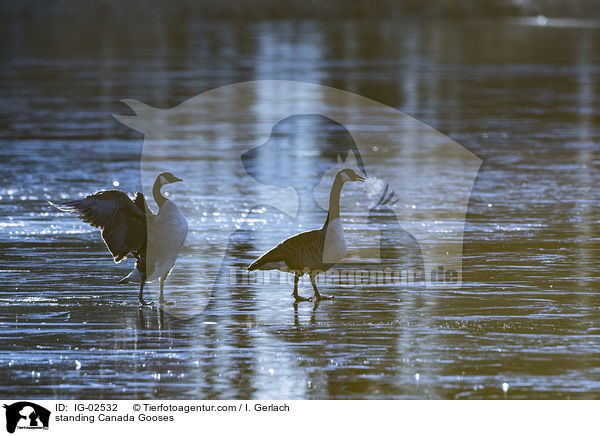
left=53, top=172, right=188, bottom=306
left=248, top=168, right=365, bottom=302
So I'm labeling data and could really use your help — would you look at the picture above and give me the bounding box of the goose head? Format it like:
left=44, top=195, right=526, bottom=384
left=339, top=168, right=366, bottom=183
left=156, top=172, right=183, bottom=186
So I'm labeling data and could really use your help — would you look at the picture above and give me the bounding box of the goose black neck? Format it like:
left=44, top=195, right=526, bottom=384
left=324, top=174, right=345, bottom=228
left=153, top=177, right=167, bottom=208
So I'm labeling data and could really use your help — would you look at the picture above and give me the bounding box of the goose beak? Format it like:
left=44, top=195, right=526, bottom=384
left=173, top=177, right=183, bottom=183
left=353, top=175, right=366, bottom=182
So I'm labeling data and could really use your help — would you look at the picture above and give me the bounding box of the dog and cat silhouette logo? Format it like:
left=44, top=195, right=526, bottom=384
left=3, top=402, right=50, bottom=433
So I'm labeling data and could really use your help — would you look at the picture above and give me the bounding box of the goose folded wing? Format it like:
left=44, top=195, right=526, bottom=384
left=56, top=190, right=147, bottom=262
left=250, top=230, right=324, bottom=271
left=281, top=230, right=326, bottom=269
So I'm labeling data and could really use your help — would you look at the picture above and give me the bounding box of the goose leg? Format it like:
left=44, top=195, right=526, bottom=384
left=311, top=274, right=333, bottom=301
left=158, top=274, right=174, bottom=305
left=138, top=274, right=153, bottom=306
left=292, top=274, right=311, bottom=302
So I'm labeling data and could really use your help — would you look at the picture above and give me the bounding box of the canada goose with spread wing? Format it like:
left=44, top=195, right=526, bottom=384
left=52, top=172, right=188, bottom=306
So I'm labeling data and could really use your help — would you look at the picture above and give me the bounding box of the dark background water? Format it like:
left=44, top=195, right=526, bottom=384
left=1, top=2, right=599, bottom=399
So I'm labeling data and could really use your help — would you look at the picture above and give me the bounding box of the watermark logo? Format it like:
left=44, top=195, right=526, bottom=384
left=3, top=402, right=50, bottom=434
left=113, top=80, right=481, bottom=316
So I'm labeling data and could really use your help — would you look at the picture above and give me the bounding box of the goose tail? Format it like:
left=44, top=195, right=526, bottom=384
left=248, top=253, right=272, bottom=271
left=248, top=249, right=277, bottom=271
left=248, top=243, right=288, bottom=271
left=247, top=258, right=262, bottom=272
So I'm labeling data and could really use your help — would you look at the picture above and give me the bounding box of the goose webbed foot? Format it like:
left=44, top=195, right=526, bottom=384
left=292, top=274, right=312, bottom=302
left=292, top=294, right=312, bottom=303
left=138, top=296, right=154, bottom=307
left=315, top=294, right=334, bottom=301
left=158, top=276, right=173, bottom=305
left=310, top=277, right=333, bottom=301
left=138, top=279, right=153, bottom=306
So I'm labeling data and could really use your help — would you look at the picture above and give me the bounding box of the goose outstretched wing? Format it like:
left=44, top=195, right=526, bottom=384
left=54, top=190, right=147, bottom=262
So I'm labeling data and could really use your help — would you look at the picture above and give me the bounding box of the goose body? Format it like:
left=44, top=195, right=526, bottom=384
left=54, top=172, right=187, bottom=305
left=144, top=199, right=188, bottom=282
left=248, top=168, right=364, bottom=301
